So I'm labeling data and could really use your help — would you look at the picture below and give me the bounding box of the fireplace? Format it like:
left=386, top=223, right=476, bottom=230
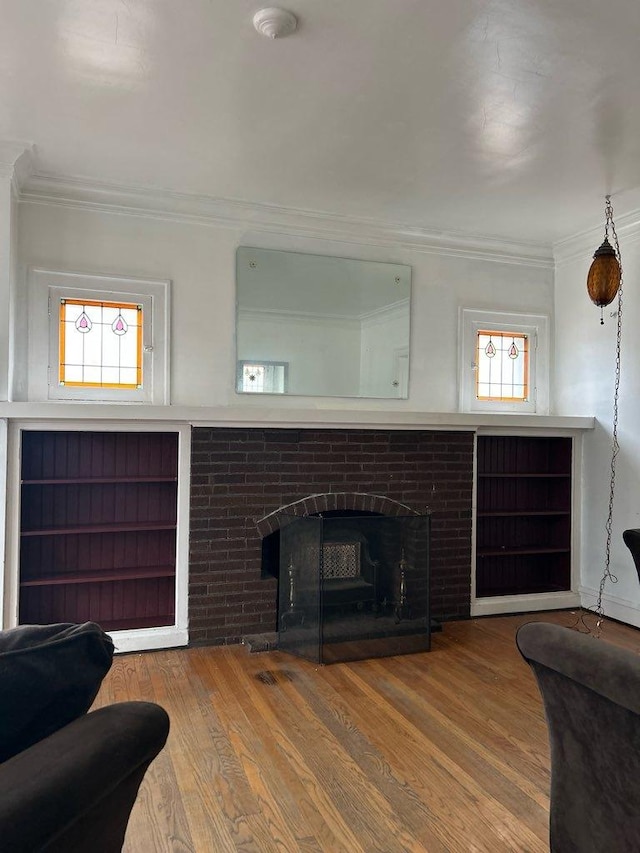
left=278, top=511, right=430, bottom=663
left=189, top=428, right=473, bottom=646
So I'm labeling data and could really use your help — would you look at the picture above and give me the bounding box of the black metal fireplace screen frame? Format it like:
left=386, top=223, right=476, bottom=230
left=277, top=513, right=430, bottom=664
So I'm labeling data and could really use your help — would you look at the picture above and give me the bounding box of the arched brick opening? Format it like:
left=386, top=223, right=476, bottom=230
left=255, top=492, right=421, bottom=538
left=257, top=492, right=425, bottom=583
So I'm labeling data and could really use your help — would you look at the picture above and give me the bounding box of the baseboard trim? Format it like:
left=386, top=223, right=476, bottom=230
left=471, top=591, right=581, bottom=617
left=579, top=585, right=640, bottom=629
left=109, top=626, right=188, bottom=653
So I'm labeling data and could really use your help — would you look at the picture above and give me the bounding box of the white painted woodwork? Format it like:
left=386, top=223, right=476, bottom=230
left=0, top=143, right=31, bottom=401
left=27, top=268, right=170, bottom=404
left=471, top=591, right=581, bottom=617
left=459, top=308, right=550, bottom=415
left=0, top=403, right=595, bottom=431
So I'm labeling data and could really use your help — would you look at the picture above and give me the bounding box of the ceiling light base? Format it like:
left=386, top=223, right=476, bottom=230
left=253, top=8, right=297, bottom=39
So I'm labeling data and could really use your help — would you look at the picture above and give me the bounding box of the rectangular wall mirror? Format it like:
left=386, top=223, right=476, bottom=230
left=236, top=247, right=411, bottom=398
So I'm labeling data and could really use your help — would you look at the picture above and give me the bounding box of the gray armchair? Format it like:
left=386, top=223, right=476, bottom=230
left=516, top=621, right=640, bottom=852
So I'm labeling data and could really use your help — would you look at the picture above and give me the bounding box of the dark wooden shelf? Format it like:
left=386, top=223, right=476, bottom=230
left=477, top=546, right=571, bottom=557
left=476, top=436, right=573, bottom=599
left=478, top=510, right=570, bottom=518
left=20, top=566, right=176, bottom=587
left=19, top=430, right=180, bottom=633
left=21, top=521, right=176, bottom=537
left=22, top=476, right=177, bottom=485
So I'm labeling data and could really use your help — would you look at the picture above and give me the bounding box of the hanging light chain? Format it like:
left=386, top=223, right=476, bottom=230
left=594, top=195, right=623, bottom=630
left=604, top=195, right=614, bottom=239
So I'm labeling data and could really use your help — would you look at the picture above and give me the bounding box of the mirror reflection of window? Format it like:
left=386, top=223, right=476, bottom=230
left=237, top=361, right=288, bottom=394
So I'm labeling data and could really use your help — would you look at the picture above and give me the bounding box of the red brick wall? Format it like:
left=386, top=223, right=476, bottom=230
left=189, top=427, right=474, bottom=645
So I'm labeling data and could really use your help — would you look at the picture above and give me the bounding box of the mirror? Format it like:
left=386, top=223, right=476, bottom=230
left=236, top=247, right=411, bottom=398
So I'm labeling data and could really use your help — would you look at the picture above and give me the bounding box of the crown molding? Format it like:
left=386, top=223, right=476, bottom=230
left=19, top=172, right=554, bottom=268
left=554, top=207, right=640, bottom=266
left=0, top=141, right=35, bottom=196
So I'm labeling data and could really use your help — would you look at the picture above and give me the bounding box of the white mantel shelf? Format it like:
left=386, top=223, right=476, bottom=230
left=0, top=402, right=595, bottom=432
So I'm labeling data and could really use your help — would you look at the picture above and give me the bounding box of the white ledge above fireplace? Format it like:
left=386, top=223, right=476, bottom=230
left=0, top=402, right=595, bottom=433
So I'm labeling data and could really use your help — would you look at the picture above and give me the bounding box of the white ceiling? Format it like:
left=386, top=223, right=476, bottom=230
left=4, top=0, right=640, bottom=246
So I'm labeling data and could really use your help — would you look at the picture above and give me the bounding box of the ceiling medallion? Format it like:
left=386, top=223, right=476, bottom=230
left=253, top=8, right=298, bottom=39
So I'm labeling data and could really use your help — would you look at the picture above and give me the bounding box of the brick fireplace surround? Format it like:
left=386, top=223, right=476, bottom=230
left=189, top=427, right=474, bottom=646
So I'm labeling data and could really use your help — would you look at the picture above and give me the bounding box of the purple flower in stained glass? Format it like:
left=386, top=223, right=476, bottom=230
left=75, top=311, right=92, bottom=333
left=111, top=314, right=128, bottom=336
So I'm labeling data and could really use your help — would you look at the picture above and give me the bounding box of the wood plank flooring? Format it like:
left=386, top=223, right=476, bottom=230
left=93, top=610, right=640, bottom=852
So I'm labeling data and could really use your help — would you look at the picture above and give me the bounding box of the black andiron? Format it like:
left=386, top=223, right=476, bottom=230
left=394, top=548, right=411, bottom=622
left=280, top=556, right=305, bottom=631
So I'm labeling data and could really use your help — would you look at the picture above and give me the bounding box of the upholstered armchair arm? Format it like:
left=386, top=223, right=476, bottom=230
left=0, top=701, right=169, bottom=853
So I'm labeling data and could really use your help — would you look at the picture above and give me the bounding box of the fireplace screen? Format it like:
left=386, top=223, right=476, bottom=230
left=278, top=513, right=430, bottom=663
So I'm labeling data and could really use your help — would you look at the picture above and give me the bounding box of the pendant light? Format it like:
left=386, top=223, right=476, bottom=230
left=587, top=195, right=621, bottom=324
left=574, top=195, right=624, bottom=636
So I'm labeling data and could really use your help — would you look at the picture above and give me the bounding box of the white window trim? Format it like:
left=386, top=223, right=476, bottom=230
left=28, top=269, right=170, bottom=404
left=459, top=308, right=549, bottom=414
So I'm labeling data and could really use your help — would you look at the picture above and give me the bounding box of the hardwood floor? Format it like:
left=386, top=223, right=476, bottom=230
left=94, top=611, right=640, bottom=852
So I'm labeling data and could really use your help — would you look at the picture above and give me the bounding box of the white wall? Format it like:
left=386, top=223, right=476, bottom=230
left=554, top=234, right=640, bottom=625
left=17, top=201, right=554, bottom=411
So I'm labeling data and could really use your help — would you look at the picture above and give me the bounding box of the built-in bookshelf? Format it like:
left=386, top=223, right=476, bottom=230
left=19, top=430, right=178, bottom=631
left=476, top=435, right=572, bottom=598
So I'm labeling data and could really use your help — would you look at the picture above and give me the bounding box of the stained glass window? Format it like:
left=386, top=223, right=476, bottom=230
left=58, top=298, right=143, bottom=389
left=476, top=330, right=529, bottom=402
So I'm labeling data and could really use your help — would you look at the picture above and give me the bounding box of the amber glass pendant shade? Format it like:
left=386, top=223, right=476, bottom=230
left=587, top=237, right=621, bottom=308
